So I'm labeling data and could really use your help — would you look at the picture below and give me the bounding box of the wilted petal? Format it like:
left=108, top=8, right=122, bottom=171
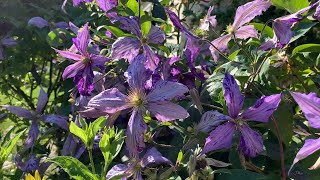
left=126, top=110, right=147, bottom=157
left=147, top=26, right=165, bottom=44
left=73, top=23, right=90, bottom=56
left=239, top=124, right=264, bottom=157
left=106, top=164, right=128, bottom=180
left=209, top=34, right=231, bottom=61
left=111, top=37, right=141, bottom=62
left=87, top=88, right=130, bottom=114
left=289, top=138, right=320, bottom=173
left=202, top=122, right=236, bottom=154
left=232, top=0, right=271, bottom=29
left=197, top=110, right=232, bottom=133
left=62, top=61, right=85, bottom=80
left=28, top=17, right=49, bottom=29
left=93, top=71, right=105, bottom=92
left=1, top=35, right=17, bottom=48
left=41, top=114, right=70, bottom=131
left=200, top=6, right=217, bottom=31
left=2, top=105, right=33, bottom=119
left=75, top=66, right=94, bottom=95
left=146, top=80, right=189, bottom=101
left=141, top=147, right=172, bottom=168
left=35, top=88, right=48, bottom=114
left=165, top=8, right=197, bottom=38
left=223, top=73, right=244, bottom=119
left=125, top=54, right=147, bottom=89
left=143, top=44, right=160, bottom=71
left=116, top=16, right=142, bottom=38
left=290, top=92, right=320, bottom=129
left=147, top=101, right=189, bottom=122
left=24, top=121, right=40, bottom=150
left=55, top=49, right=83, bottom=61
left=242, top=94, right=282, bottom=123
left=234, top=25, right=258, bottom=39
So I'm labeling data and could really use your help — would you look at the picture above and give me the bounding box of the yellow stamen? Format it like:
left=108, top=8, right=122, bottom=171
left=127, top=89, right=147, bottom=109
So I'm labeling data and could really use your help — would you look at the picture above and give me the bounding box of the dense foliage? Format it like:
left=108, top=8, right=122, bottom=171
left=0, top=0, right=320, bottom=179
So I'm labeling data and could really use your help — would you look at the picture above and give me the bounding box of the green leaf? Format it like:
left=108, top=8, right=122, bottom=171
left=0, top=129, right=26, bottom=168
left=228, top=50, right=241, bottom=61
left=141, top=21, right=151, bottom=37
left=126, top=0, right=144, bottom=16
left=290, top=22, right=318, bottom=43
left=105, top=26, right=126, bottom=37
left=176, top=150, right=183, bottom=164
left=250, top=23, right=274, bottom=38
left=46, top=28, right=68, bottom=47
left=70, top=121, right=88, bottom=145
left=48, top=156, right=99, bottom=180
left=271, top=0, right=309, bottom=13
left=92, top=117, right=107, bottom=136
left=292, top=44, right=320, bottom=55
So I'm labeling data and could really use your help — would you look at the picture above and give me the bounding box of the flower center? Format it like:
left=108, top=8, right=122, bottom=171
left=226, top=24, right=234, bottom=34
left=127, top=89, right=147, bottom=108
left=82, top=57, right=90, bottom=64
left=141, top=38, right=148, bottom=44
left=233, top=118, right=245, bottom=127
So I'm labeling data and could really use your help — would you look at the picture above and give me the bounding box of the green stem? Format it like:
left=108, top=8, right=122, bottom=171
left=101, top=161, right=109, bottom=180
left=88, top=148, right=96, bottom=174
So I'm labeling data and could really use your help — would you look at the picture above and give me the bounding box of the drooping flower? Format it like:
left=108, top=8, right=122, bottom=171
left=106, top=147, right=172, bottom=180
left=96, top=0, right=118, bottom=19
left=200, top=6, right=217, bottom=31
left=55, top=23, right=110, bottom=95
left=209, top=0, right=271, bottom=61
left=81, top=55, right=189, bottom=157
left=2, top=88, right=69, bottom=151
left=201, top=73, right=282, bottom=157
left=260, top=2, right=320, bottom=50
left=111, top=16, right=165, bottom=71
left=0, top=35, right=17, bottom=60
left=289, top=92, right=320, bottom=173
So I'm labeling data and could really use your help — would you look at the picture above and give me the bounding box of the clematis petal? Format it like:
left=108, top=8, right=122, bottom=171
left=165, top=8, right=197, bottom=38
left=232, top=0, right=271, bottom=29
left=96, top=0, right=118, bottom=18
left=223, top=73, right=244, bottom=119
left=1, top=35, right=17, bottom=48
left=41, top=114, right=70, bottom=131
left=73, top=23, right=90, bottom=56
left=242, top=94, right=282, bottom=123
left=90, top=54, right=110, bottom=70
left=147, top=26, right=165, bottom=44
left=314, top=4, right=320, bottom=20
left=200, top=6, right=217, bottom=31
left=54, top=21, right=69, bottom=29
left=209, top=34, right=231, bottom=61
left=106, top=164, right=128, bottom=180
left=239, top=124, right=264, bottom=157
left=55, top=49, right=83, bottom=61
left=289, top=138, right=320, bottom=174
left=111, top=37, right=141, bottom=62
left=35, top=88, right=48, bottom=114
left=24, top=121, right=40, bottom=150
left=234, top=25, right=258, bottom=39
left=80, top=107, right=109, bottom=118
left=93, top=71, right=105, bottom=92
left=62, top=134, right=78, bottom=156
left=273, top=20, right=294, bottom=46
left=116, top=16, right=142, bottom=38
left=74, top=66, right=95, bottom=95
left=141, top=147, right=173, bottom=168
left=28, top=17, right=49, bottom=29
left=126, top=110, right=148, bottom=157
left=259, top=38, right=277, bottom=51
left=69, top=22, right=79, bottom=34
left=290, top=92, right=320, bottom=129
left=143, top=44, right=160, bottom=71
left=2, top=105, right=33, bottom=119
left=146, top=80, right=189, bottom=101
left=62, top=61, right=85, bottom=80
left=197, top=110, right=232, bottom=133
left=87, top=88, right=130, bottom=114
left=202, top=122, right=236, bottom=154
left=147, top=101, right=189, bottom=122
left=125, top=54, right=147, bottom=89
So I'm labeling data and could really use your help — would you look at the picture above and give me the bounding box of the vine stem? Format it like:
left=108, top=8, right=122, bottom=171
left=201, top=38, right=232, bottom=61
left=88, top=148, right=96, bottom=174
left=271, top=115, right=286, bottom=180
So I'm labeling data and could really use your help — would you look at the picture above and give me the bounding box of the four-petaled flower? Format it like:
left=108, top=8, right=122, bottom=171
left=111, top=16, right=165, bottom=71
left=201, top=73, right=282, bottom=157
left=55, top=23, right=110, bottom=96
left=81, top=55, right=189, bottom=157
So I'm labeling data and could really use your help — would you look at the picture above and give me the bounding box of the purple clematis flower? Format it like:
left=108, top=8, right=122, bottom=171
left=55, top=23, right=110, bottom=95
left=2, top=88, right=69, bottom=151
left=106, top=147, right=172, bottom=180
left=261, top=2, right=320, bottom=50
left=201, top=73, right=282, bottom=157
left=289, top=92, right=320, bottom=173
left=200, top=6, right=217, bottom=31
left=81, top=55, right=189, bottom=157
left=111, top=16, right=165, bottom=71
left=209, top=0, right=271, bottom=61
left=0, top=35, right=17, bottom=60
left=96, top=0, right=118, bottom=19
left=28, top=17, right=49, bottom=29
